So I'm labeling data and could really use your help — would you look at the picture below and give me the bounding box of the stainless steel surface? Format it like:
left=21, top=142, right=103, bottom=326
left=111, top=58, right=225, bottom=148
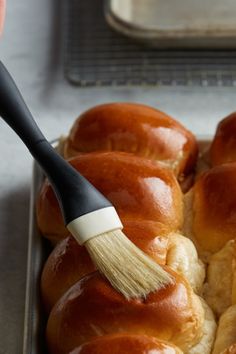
left=65, top=0, right=236, bottom=86
left=23, top=162, right=48, bottom=354
left=105, top=0, right=236, bottom=47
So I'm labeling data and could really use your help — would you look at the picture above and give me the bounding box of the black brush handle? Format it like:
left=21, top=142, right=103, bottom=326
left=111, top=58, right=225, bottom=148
left=0, top=61, right=112, bottom=224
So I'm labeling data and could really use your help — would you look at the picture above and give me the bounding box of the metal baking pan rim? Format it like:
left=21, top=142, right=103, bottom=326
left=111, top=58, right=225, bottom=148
left=23, top=139, right=59, bottom=354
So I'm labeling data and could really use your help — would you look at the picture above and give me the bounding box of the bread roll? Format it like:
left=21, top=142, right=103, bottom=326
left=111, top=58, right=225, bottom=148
left=41, top=221, right=205, bottom=312
left=212, top=305, right=236, bottom=354
left=210, top=112, right=236, bottom=166
left=63, top=103, right=198, bottom=179
left=41, top=220, right=168, bottom=312
left=46, top=271, right=204, bottom=354
left=166, top=233, right=205, bottom=294
left=188, top=298, right=216, bottom=354
left=183, top=163, right=236, bottom=256
left=68, top=334, right=183, bottom=354
left=37, top=151, right=183, bottom=244
left=204, top=240, right=236, bottom=317
left=41, top=236, right=95, bottom=313
left=37, top=178, right=70, bottom=243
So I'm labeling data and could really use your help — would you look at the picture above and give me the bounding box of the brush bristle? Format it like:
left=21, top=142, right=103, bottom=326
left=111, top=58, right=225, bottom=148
left=85, top=229, right=174, bottom=299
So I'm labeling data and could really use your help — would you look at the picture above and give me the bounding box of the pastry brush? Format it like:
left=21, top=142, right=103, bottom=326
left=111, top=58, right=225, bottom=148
left=0, top=61, right=173, bottom=299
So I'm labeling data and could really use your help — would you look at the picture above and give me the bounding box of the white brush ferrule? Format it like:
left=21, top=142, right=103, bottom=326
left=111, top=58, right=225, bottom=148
left=66, top=206, right=123, bottom=245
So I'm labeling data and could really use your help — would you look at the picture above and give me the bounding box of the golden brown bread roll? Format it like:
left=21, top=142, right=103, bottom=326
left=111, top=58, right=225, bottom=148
left=63, top=103, right=198, bottom=179
left=41, top=220, right=168, bottom=312
left=165, top=233, right=205, bottom=294
left=46, top=270, right=204, bottom=354
left=183, top=163, right=236, bottom=256
left=37, top=151, right=183, bottom=244
left=37, top=178, right=70, bottom=243
left=41, top=236, right=95, bottom=313
left=204, top=240, right=236, bottom=317
left=188, top=298, right=216, bottom=354
left=69, top=313, right=217, bottom=354
left=41, top=221, right=205, bottom=313
left=212, top=305, right=236, bottom=354
left=68, top=334, right=183, bottom=354
left=67, top=301, right=214, bottom=354
left=210, top=112, right=236, bottom=166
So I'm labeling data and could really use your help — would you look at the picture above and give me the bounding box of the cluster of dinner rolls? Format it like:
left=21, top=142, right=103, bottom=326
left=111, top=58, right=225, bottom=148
left=37, top=103, right=236, bottom=353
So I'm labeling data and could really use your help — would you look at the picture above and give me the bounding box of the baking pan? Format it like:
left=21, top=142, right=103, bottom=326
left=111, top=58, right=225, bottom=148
left=23, top=161, right=49, bottom=354
left=105, top=0, right=236, bottom=48
left=22, top=138, right=210, bottom=354
left=65, top=0, right=236, bottom=87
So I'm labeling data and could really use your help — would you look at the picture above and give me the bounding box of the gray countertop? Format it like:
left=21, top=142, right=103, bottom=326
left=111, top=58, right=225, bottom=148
left=1, top=0, right=236, bottom=353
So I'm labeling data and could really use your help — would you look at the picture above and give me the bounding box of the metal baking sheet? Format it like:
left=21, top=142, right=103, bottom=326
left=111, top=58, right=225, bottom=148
left=23, top=161, right=49, bottom=354
left=65, top=0, right=236, bottom=87
left=22, top=138, right=210, bottom=354
left=105, top=0, right=236, bottom=46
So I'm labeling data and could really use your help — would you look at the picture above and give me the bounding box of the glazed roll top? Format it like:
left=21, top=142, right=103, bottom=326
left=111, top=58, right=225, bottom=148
left=68, top=334, right=183, bottom=354
left=37, top=151, right=183, bottom=244
left=63, top=103, right=198, bottom=178
left=41, top=220, right=168, bottom=312
left=46, top=270, right=204, bottom=354
left=184, top=162, right=236, bottom=255
left=41, top=219, right=205, bottom=312
left=210, top=112, right=236, bottom=166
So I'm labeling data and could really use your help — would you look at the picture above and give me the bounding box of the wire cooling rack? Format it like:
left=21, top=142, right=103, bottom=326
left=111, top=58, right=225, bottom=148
left=64, top=0, right=236, bottom=87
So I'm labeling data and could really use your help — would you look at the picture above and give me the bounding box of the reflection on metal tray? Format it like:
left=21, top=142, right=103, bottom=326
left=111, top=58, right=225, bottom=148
left=64, top=0, right=236, bottom=87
